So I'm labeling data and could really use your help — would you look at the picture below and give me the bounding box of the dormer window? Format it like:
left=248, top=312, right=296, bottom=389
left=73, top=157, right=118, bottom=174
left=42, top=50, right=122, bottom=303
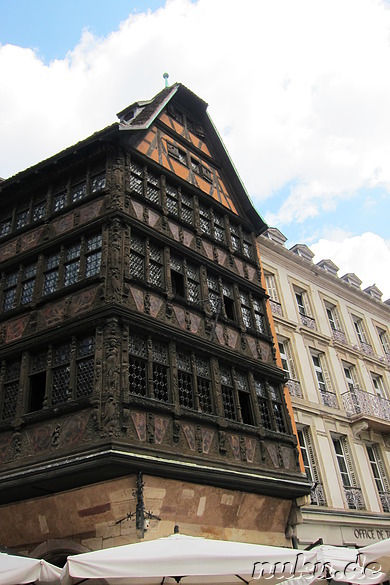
left=167, top=143, right=187, bottom=165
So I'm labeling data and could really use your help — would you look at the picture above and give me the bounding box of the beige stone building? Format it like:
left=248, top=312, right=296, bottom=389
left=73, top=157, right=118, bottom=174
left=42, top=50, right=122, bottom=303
left=260, top=227, right=390, bottom=548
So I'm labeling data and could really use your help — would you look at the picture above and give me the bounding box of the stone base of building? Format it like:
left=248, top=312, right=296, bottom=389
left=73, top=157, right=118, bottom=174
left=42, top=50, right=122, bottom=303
left=0, top=474, right=294, bottom=562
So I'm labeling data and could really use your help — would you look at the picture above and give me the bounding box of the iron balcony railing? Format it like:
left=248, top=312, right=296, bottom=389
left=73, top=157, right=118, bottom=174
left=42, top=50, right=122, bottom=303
left=269, top=299, right=283, bottom=317
left=342, top=387, right=390, bottom=422
left=310, top=482, right=326, bottom=506
left=379, top=492, right=390, bottom=513
left=320, top=389, right=339, bottom=409
left=344, top=486, right=365, bottom=510
left=299, top=313, right=317, bottom=330
left=332, top=329, right=347, bottom=344
left=286, top=379, right=302, bottom=398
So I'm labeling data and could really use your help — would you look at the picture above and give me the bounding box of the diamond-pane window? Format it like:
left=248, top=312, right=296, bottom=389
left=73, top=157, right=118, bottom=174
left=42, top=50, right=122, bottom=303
left=91, top=172, right=106, bottom=193
left=53, top=191, right=67, bottom=212
left=166, top=184, right=179, bottom=215
left=64, top=261, right=80, bottom=286
left=16, top=210, right=29, bottom=229
left=255, top=378, right=272, bottom=430
left=150, top=244, right=163, bottom=287
left=76, top=335, right=95, bottom=398
left=0, top=219, right=11, bottom=237
left=178, top=352, right=194, bottom=409
left=33, top=201, right=46, bottom=221
left=71, top=181, right=87, bottom=202
left=1, top=359, right=20, bottom=420
left=152, top=341, right=169, bottom=402
left=196, top=356, right=213, bottom=414
left=220, top=366, right=237, bottom=421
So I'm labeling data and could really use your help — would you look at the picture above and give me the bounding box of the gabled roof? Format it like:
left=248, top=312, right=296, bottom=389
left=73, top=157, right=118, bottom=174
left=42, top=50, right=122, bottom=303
left=117, top=83, right=267, bottom=235
left=0, top=83, right=266, bottom=234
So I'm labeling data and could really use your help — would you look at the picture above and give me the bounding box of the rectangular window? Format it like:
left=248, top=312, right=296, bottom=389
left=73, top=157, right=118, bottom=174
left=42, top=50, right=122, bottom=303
left=170, top=255, right=200, bottom=304
left=128, top=333, right=148, bottom=397
left=239, top=292, right=265, bottom=334
left=332, top=436, right=364, bottom=509
left=326, top=304, right=341, bottom=332
left=0, top=218, right=11, bottom=238
left=75, top=335, right=95, bottom=398
left=298, top=428, right=326, bottom=506
left=15, top=209, right=29, bottom=230
left=0, top=359, right=21, bottom=420
left=195, top=356, right=213, bottom=414
left=129, top=160, right=144, bottom=195
left=91, top=172, right=106, bottom=193
left=2, top=271, right=18, bottom=311
left=378, top=328, right=390, bottom=356
left=43, top=253, right=60, bottom=295
left=366, top=445, right=390, bottom=512
left=312, top=353, right=337, bottom=408
left=52, top=190, right=67, bottom=212
left=177, top=351, right=195, bottom=409
left=71, top=181, right=87, bottom=203
left=20, top=263, right=37, bottom=304
left=220, top=366, right=237, bottom=421
left=372, top=374, right=387, bottom=399
left=344, top=365, right=359, bottom=392
left=254, top=378, right=287, bottom=433
left=207, top=273, right=236, bottom=321
left=152, top=340, right=170, bottom=402
left=352, top=315, right=368, bottom=344
left=230, top=224, right=253, bottom=259
left=279, top=340, right=297, bottom=380
left=42, top=233, right=102, bottom=296
left=32, top=201, right=46, bottom=222
left=166, top=185, right=194, bottom=224
left=145, top=170, right=161, bottom=206
left=167, top=143, right=187, bottom=165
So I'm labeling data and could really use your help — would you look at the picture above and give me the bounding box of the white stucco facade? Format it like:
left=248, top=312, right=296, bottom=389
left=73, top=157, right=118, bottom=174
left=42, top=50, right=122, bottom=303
left=260, top=228, right=390, bottom=548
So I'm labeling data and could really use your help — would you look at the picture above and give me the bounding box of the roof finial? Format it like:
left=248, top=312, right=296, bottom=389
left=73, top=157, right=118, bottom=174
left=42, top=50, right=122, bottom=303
left=163, top=72, right=169, bottom=88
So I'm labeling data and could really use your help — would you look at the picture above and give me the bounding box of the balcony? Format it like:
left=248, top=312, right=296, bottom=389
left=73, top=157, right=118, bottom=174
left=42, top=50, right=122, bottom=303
left=332, top=329, right=347, bottom=344
left=286, top=379, right=302, bottom=398
left=342, top=387, right=390, bottom=432
left=379, top=492, right=390, bottom=513
left=320, top=389, right=339, bottom=409
left=344, top=486, right=365, bottom=510
left=299, top=313, right=317, bottom=330
left=359, top=341, right=374, bottom=356
left=310, top=482, right=326, bottom=506
left=269, top=299, right=283, bottom=317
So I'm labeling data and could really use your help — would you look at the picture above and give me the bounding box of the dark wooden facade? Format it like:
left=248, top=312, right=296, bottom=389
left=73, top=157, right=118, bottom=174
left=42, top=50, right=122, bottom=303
left=0, top=84, right=309, bottom=552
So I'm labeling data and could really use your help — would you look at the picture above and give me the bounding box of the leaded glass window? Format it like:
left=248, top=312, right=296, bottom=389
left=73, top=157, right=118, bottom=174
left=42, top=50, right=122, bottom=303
left=0, top=218, right=11, bottom=238
left=16, top=209, right=29, bottom=230
left=129, top=333, right=147, bottom=397
left=268, top=383, right=287, bottom=433
left=91, top=172, right=106, bottom=193
left=64, top=243, right=81, bottom=286
left=52, top=343, right=71, bottom=405
left=3, top=271, right=18, bottom=311
left=255, top=378, right=272, bottom=430
left=1, top=359, right=20, bottom=420
left=20, top=263, right=37, bottom=304
left=43, top=253, right=60, bottom=295
left=129, top=235, right=145, bottom=280
left=187, top=263, right=200, bottom=304
left=150, top=244, right=163, bottom=288
left=152, top=340, right=169, bottom=402
left=71, top=181, right=87, bottom=203
left=129, top=160, right=144, bottom=194
left=85, top=234, right=102, bottom=278
left=166, top=183, right=179, bottom=215
left=220, top=366, right=237, bottom=421
left=177, top=351, right=194, bottom=409
left=76, top=335, right=95, bottom=398
left=196, top=356, right=213, bottom=414
left=199, top=203, right=212, bottom=235
left=53, top=191, right=67, bottom=212
left=33, top=201, right=46, bottom=222
left=146, top=171, right=160, bottom=205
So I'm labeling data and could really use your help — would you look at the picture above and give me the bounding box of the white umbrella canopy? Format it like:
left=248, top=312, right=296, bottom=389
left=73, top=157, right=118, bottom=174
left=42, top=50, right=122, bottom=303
left=0, top=551, right=62, bottom=585
left=60, top=534, right=319, bottom=585
left=358, top=538, right=390, bottom=580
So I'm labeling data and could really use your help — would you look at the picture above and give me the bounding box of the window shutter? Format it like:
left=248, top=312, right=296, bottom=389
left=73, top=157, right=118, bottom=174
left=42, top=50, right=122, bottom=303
left=374, top=445, right=390, bottom=492
left=350, top=366, right=360, bottom=388
left=284, top=341, right=297, bottom=380
left=319, top=354, right=333, bottom=392
left=303, top=428, right=320, bottom=483
left=265, top=274, right=279, bottom=303
left=302, top=291, right=312, bottom=317
left=343, top=437, right=358, bottom=488
left=333, top=307, right=342, bottom=331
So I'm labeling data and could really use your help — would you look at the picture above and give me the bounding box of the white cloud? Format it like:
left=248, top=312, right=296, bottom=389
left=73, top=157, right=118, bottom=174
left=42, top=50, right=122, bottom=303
left=311, top=232, right=390, bottom=300
left=1, top=0, right=390, bottom=298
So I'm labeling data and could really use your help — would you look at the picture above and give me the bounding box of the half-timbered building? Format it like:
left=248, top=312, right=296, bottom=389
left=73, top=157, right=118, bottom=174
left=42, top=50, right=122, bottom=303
left=0, top=84, right=309, bottom=561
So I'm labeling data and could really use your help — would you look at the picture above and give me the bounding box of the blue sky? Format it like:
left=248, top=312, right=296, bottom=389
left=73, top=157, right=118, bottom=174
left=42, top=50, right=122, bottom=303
left=1, top=0, right=390, bottom=297
left=0, top=1, right=166, bottom=62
